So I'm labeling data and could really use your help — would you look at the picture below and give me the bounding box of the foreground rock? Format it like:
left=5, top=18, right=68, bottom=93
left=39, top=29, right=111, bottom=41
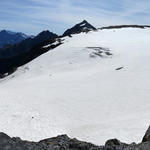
left=0, top=133, right=102, bottom=150
left=0, top=126, right=150, bottom=150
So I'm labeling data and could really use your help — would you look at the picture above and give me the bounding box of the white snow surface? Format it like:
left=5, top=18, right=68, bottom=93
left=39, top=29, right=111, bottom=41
left=43, top=40, right=60, bottom=48
left=0, top=28, right=150, bottom=144
left=80, top=23, right=86, bottom=26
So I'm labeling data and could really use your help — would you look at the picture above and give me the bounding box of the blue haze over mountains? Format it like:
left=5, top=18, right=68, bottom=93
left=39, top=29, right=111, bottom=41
left=0, top=30, right=32, bottom=48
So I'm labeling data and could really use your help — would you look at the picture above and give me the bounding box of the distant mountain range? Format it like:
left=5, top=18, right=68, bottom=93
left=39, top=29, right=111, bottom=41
left=0, top=30, right=33, bottom=48
left=0, top=20, right=96, bottom=49
left=0, top=20, right=97, bottom=76
left=0, top=20, right=96, bottom=57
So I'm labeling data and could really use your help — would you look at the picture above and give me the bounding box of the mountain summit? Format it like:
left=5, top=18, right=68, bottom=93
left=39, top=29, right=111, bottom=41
left=63, top=20, right=96, bottom=36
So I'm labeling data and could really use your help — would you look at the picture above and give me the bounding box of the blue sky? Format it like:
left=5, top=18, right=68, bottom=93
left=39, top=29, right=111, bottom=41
left=0, top=0, right=150, bottom=35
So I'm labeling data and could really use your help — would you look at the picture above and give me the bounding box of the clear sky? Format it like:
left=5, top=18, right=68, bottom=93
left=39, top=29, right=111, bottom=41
left=0, top=0, right=150, bottom=35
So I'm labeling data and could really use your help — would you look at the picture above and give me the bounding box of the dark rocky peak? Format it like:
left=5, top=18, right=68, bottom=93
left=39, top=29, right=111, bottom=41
left=37, top=30, right=57, bottom=38
left=34, top=30, right=58, bottom=44
left=63, top=20, right=97, bottom=36
left=78, top=20, right=88, bottom=25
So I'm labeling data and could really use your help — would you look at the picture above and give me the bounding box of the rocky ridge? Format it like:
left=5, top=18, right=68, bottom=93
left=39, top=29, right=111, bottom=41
left=0, top=126, right=150, bottom=150
left=100, top=25, right=150, bottom=30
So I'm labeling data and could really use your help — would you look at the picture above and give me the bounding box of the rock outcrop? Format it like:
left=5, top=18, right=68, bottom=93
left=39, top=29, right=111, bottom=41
left=100, top=25, right=150, bottom=30
left=0, top=126, right=150, bottom=150
left=142, top=126, right=150, bottom=142
left=63, top=20, right=97, bottom=36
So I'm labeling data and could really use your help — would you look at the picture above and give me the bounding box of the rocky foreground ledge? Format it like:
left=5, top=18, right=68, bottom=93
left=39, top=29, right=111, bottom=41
left=0, top=126, right=150, bottom=150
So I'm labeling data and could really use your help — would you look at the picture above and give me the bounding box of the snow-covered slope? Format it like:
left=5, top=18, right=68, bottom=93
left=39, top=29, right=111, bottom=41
left=0, top=28, right=150, bottom=145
